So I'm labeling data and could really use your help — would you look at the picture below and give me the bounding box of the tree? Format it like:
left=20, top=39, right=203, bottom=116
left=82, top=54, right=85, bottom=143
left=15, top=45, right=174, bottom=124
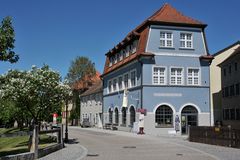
left=0, top=99, right=31, bottom=129
left=0, top=16, right=19, bottom=63
left=0, top=65, right=71, bottom=125
left=66, top=56, right=96, bottom=125
left=66, top=56, right=96, bottom=84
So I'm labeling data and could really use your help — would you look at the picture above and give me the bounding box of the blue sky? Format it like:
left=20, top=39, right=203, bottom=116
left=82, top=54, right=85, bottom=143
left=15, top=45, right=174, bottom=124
left=0, top=0, right=239, bottom=78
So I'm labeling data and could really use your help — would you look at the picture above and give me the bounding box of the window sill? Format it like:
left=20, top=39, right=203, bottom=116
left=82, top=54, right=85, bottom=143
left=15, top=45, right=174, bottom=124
left=179, top=47, right=195, bottom=51
left=155, top=125, right=173, bottom=128
left=159, top=47, right=175, bottom=50
left=153, top=83, right=167, bottom=85
left=169, top=84, right=184, bottom=86
left=187, top=84, right=201, bottom=86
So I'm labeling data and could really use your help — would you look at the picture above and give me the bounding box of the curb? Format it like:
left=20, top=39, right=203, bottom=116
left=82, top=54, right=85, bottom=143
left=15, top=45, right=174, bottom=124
left=76, top=144, right=88, bottom=160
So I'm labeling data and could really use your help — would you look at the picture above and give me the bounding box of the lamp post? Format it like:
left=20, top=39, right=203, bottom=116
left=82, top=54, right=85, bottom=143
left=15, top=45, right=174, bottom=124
left=65, top=98, right=69, bottom=143
left=79, top=94, right=81, bottom=126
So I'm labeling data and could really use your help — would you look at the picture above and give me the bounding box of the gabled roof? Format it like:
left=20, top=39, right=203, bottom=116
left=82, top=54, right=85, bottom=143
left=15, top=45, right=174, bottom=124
left=102, top=3, right=207, bottom=76
left=147, top=3, right=205, bottom=26
left=218, top=46, right=240, bottom=67
left=81, top=80, right=102, bottom=97
left=213, top=41, right=240, bottom=57
left=71, top=71, right=101, bottom=90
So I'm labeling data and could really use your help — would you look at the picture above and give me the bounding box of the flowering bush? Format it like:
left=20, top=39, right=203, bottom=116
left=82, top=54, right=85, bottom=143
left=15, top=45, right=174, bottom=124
left=0, top=65, right=71, bottom=123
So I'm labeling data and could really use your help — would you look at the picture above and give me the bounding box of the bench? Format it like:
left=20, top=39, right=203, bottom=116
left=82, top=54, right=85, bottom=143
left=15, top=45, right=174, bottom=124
left=103, top=123, right=118, bottom=130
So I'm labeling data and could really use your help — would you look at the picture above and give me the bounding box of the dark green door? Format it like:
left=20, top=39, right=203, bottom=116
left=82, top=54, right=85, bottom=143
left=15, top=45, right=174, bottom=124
left=181, top=106, right=198, bottom=134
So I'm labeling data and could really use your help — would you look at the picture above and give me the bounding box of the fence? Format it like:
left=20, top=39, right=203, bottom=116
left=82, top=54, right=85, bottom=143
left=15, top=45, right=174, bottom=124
left=189, top=126, right=240, bottom=148
left=30, top=125, right=63, bottom=159
left=0, top=125, right=64, bottom=160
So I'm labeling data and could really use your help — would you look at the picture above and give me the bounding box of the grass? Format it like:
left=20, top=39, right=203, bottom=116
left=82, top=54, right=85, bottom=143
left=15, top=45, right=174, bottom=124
left=0, top=134, right=57, bottom=157
left=0, top=127, right=29, bottom=135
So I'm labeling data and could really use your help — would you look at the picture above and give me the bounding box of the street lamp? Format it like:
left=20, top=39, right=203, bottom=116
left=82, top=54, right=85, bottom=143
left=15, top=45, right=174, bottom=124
left=79, top=94, right=81, bottom=126
left=64, top=91, right=72, bottom=143
left=65, top=99, right=69, bottom=143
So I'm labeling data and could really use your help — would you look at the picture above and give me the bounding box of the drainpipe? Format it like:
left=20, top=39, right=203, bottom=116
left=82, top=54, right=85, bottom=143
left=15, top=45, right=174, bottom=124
left=102, top=78, right=104, bottom=126
left=137, top=57, right=143, bottom=109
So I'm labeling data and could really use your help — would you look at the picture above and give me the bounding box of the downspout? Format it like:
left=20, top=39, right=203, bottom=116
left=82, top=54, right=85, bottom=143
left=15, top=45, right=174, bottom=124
left=203, top=28, right=213, bottom=126
left=101, top=77, right=104, bottom=125
left=140, top=59, right=143, bottom=109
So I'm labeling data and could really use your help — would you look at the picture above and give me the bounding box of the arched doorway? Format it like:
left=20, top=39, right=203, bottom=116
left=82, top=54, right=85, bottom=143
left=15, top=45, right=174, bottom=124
left=129, top=106, right=136, bottom=126
left=108, top=108, right=113, bottom=124
left=181, top=105, right=198, bottom=134
left=122, top=107, right=127, bottom=126
left=115, top=108, right=119, bottom=125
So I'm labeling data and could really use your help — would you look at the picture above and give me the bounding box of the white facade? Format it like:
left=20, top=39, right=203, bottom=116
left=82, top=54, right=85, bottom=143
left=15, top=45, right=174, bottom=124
left=81, top=92, right=103, bottom=127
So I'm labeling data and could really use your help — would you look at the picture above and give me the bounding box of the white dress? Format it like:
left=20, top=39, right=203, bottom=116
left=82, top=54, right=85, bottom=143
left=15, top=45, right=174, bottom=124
left=138, top=114, right=144, bottom=128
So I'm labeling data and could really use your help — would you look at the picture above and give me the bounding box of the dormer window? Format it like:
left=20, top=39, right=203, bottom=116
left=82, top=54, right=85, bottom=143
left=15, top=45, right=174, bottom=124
left=114, top=54, right=117, bottom=64
left=129, top=45, right=133, bottom=54
left=119, top=51, right=123, bottom=61
left=160, top=32, right=173, bottom=48
left=109, top=56, right=113, bottom=67
left=123, top=50, right=126, bottom=58
left=126, top=46, right=129, bottom=57
left=132, top=40, right=138, bottom=53
left=117, top=53, right=120, bottom=62
left=180, top=33, right=193, bottom=49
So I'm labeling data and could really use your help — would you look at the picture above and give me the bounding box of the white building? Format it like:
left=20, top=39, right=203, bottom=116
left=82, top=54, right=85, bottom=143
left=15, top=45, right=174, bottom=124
left=80, top=80, right=103, bottom=127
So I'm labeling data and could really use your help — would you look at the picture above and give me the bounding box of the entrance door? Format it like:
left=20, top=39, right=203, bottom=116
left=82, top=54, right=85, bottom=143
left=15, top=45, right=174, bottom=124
left=181, top=106, right=198, bottom=134
left=181, top=115, right=187, bottom=134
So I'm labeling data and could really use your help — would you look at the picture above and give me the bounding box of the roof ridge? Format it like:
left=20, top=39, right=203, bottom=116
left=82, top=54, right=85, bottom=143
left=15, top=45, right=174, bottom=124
left=147, top=3, right=168, bottom=21
left=149, top=3, right=203, bottom=24
left=213, top=40, right=240, bottom=56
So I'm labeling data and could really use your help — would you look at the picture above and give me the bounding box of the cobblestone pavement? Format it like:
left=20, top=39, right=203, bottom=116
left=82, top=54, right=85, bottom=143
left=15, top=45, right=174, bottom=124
left=39, top=139, right=87, bottom=160
left=69, top=127, right=219, bottom=160
left=40, top=127, right=240, bottom=160
left=164, top=136, right=240, bottom=160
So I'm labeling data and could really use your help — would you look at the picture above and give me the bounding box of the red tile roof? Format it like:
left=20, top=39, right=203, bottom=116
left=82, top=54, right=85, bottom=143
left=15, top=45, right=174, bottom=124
left=81, top=80, right=102, bottom=97
left=72, top=71, right=101, bottom=90
left=102, top=3, right=206, bottom=76
left=148, top=3, right=204, bottom=25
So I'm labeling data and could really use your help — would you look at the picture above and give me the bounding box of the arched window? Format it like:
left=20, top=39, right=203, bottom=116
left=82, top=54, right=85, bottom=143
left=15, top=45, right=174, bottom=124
left=182, top=106, right=198, bottom=114
left=129, top=106, right=135, bottom=126
left=109, top=108, right=113, bottom=123
left=155, top=105, right=173, bottom=127
left=115, top=108, right=119, bottom=125
left=122, top=107, right=127, bottom=126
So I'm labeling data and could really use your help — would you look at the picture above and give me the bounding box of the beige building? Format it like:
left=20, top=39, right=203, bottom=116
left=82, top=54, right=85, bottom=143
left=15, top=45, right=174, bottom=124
left=80, top=80, right=103, bottom=127
left=62, top=101, right=73, bottom=125
left=218, top=46, right=240, bottom=129
left=210, top=41, right=240, bottom=125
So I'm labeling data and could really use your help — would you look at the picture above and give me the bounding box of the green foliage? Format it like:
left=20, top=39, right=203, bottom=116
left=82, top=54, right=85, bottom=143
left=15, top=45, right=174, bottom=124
left=69, top=109, right=78, bottom=120
left=66, top=56, right=96, bottom=122
left=0, top=16, right=19, bottom=63
left=0, top=65, right=71, bottom=124
left=66, top=56, right=96, bottom=84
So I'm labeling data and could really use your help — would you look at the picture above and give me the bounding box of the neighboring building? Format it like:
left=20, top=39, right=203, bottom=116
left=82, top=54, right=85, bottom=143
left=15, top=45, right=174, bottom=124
left=210, top=41, right=240, bottom=124
left=62, top=71, right=101, bottom=125
left=80, top=80, right=103, bottom=127
left=218, top=46, right=240, bottom=129
left=101, top=3, right=213, bottom=135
